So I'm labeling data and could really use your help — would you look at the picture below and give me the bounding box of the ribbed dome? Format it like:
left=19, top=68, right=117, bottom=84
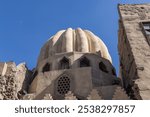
left=38, top=28, right=112, bottom=63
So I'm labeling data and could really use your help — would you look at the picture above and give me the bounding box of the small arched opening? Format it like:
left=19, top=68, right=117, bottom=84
left=60, top=57, right=70, bottom=69
left=99, top=62, right=108, bottom=73
left=80, top=57, right=90, bottom=67
left=42, top=63, right=51, bottom=73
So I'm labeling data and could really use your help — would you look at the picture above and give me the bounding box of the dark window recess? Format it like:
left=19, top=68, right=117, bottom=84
left=80, top=57, right=90, bottom=67
left=42, top=63, right=51, bottom=73
left=142, top=22, right=150, bottom=45
left=112, top=68, right=116, bottom=76
left=60, top=57, right=70, bottom=69
left=142, top=22, right=150, bottom=35
left=57, top=75, right=70, bottom=95
left=99, top=62, right=108, bottom=73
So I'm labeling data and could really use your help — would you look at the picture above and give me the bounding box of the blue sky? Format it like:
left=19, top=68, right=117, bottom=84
left=0, top=0, right=149, bottom=73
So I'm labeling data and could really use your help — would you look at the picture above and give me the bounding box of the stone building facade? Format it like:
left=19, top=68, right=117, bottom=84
left=0, top=3, right=150, bottom=100
left=118, top=4, right=150, bottom=99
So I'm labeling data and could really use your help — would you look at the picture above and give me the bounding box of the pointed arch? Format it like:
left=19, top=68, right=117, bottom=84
left=80, top=57, right=90, bottom=67
left=99, top=62, right=108, bottom=73
left=60, top=57, right=70, bottom=69
left=42, top=63, right=51, bottom=73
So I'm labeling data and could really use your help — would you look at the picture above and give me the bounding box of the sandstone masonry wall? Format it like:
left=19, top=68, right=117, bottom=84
left=0, top=62, right=32, bottom=100
left=118, top=4, right=150, bottom=99
left=0, top=62, right=18, bottom=99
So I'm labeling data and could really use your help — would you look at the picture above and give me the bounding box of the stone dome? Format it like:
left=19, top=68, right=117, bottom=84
left=38, top=28, right=112, bottom=63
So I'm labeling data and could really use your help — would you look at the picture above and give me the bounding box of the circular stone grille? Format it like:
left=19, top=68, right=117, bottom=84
left=57, top=75, right=70, bottom=95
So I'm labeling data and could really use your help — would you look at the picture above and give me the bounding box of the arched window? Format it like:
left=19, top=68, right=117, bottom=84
left=60, top=57, right=69, bottom=69
left=80, top=57, right=90, bottom=67
left=42, top=63, right=51, bottom=73
left=57, top=75, right=70, bottom=95
left=99, top=62, right=108, bottom=73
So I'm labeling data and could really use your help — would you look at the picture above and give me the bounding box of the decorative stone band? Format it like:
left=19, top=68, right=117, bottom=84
left=112, top=87, right=130, bottom=100
left=87, top=89, right=103, bottom=100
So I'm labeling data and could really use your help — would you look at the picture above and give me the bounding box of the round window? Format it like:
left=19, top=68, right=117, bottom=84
left=57, top=75, right=70, bottom=95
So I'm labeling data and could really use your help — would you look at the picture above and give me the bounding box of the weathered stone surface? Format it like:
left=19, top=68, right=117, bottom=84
left=16, top=63, right=27, bottom=92
left=0, top=71, right=17, bottom=100
left=0, top=93, right=3, bottom=100
left=0, top=61, right=33, bottom=100
left=16, top=62, right=32, bottom=93
left=0, top=62, right=7, bottom=76
left=118, top=4, right=150, bottom=99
